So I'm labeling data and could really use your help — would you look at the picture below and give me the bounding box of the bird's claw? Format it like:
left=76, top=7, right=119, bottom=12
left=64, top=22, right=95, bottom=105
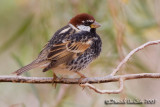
left=78, top=75, right=87, bottom=89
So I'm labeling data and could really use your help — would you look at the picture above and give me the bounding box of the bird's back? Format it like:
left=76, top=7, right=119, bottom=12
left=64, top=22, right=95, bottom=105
left=36, top=25, right=76, bottom=62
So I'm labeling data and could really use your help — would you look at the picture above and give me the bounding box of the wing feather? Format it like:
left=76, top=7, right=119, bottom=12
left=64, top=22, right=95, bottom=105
left=66, top=41, right=90, bottom=53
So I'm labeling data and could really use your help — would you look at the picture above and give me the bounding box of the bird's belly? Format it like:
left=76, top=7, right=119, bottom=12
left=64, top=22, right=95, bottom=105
left=52, top=64, right=76, bottom=77
left=51, top=50, right=95, bottom=77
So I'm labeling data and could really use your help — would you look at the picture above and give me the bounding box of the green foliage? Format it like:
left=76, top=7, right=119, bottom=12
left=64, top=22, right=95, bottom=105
left=0, top=15, right=33, bottom=54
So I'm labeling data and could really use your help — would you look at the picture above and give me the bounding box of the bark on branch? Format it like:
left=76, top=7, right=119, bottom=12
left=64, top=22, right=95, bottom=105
left=1, top=73, right=160, bottom=84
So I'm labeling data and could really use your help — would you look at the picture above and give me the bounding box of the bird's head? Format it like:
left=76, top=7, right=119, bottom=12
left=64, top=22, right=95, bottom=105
left=69, top=13, right=101, bottom=32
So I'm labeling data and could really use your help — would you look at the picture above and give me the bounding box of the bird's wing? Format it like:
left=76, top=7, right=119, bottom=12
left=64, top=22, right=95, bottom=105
left=47, top=38, right=92, bottom=60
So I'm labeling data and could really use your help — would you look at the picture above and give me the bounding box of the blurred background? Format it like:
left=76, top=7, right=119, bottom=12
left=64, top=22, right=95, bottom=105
left=0, top=0, right=160, bottom=107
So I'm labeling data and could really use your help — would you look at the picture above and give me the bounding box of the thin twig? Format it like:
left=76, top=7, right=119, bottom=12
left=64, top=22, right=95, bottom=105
left=111, top=40, right=160, bottom=76
left=81, top=78, right=124, bottom=94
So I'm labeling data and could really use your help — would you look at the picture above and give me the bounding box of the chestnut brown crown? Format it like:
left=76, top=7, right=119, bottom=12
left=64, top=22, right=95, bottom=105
left=69, top=13, right=95, bottom=27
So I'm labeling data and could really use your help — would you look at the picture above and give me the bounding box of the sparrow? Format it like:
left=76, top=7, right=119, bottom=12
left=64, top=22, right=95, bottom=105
left=13, top=13, right=102, bottom=81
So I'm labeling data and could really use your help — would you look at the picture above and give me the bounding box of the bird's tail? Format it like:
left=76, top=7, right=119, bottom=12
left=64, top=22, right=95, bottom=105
left=13, top=61, right=50, bottom=75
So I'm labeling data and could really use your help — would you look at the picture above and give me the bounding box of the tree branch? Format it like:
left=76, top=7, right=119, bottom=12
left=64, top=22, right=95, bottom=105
left=1, top=73, right=160, bottom=84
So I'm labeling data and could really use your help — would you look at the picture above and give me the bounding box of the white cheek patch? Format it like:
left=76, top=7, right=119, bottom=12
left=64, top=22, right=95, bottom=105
left=59, top=27, right=70, bottom=34
left=77, top=25, right=91, bottom=32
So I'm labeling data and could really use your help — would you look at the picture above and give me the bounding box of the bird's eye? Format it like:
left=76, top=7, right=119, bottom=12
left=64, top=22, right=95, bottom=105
left=83, top=21, right=92, bottom=26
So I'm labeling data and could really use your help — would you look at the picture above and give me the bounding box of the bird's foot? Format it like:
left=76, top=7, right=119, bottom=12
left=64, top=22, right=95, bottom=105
left=78, top=75, right=87, bottom=90
left=76, top=72, right=87, bottom=84
left=52, top=73, right=58, bottom=88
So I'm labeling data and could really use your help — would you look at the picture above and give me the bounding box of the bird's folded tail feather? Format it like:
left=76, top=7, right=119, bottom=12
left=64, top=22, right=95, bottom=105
left=13, top=61, right=50, bottom=75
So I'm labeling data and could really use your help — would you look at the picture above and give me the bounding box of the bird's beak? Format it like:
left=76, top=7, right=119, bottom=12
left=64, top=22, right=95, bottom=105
left=90, top=21, right=101, bottom=28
